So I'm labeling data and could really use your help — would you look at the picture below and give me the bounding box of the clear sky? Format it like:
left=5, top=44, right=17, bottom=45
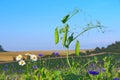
left=0, top=0, right=120, bottom=51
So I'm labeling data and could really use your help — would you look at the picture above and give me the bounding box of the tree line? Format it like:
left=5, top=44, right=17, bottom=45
left=0, top=41, right=120, bottom=53
left=0, top=45, right=6, bottom=52
left=86, top=41, right=120, bottom=54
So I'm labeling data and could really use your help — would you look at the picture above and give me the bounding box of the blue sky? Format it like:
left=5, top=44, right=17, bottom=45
left=0, top=0, right=120, bottom=51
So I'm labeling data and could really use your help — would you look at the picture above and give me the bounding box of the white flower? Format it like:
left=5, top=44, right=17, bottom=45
left=16, top=55, right=22, bottom=61
left=19, top=60, right=26, bottom=66
left=30, top=54, right=37, bottom=61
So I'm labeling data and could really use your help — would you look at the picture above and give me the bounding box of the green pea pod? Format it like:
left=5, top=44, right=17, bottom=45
left=75, top=40, right=80, bottom=56
left=54, top=27, right=59, bottom=44
left=61, top=14, right=70, bottom=24
left=62, top=24, right=69, bottom=47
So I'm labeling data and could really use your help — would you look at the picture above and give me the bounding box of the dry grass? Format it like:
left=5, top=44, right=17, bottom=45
left=0, top=49, right=93, bottom=63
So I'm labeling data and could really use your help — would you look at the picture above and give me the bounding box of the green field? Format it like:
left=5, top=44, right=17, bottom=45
left=0, top=52, right=120, bottom=80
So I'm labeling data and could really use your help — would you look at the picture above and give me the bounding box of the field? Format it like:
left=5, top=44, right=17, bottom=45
left=0, top=49, right=90, bottom=63
left=0, top=50, right=120, bottom=80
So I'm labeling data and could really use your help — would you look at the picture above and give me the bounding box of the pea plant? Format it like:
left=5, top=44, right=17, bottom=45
left=54, top=9, right=104, bottom=70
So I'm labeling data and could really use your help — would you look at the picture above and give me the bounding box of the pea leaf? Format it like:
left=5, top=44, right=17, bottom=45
left=61, top=14, right=70, bottom=24
left=67, top=33, right=74, bottom=47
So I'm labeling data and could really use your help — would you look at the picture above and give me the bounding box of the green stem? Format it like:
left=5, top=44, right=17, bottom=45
left=73, top=26, right=101, bottom=41
left=27, top=61, right=29, bottom=75
left=66, top=48, right=72, bottom=70
left=80, top=60, right=93, bottom=72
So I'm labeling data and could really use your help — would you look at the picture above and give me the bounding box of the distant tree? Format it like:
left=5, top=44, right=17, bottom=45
left=92, top=41, right=120, bottom=53
left=94, top=47, right=101, bottom=53
left=0, top=45, right=6, bottom=52
left=100, top=41, right=120, bottom=53
left=101, top=47, right=105, bottom=52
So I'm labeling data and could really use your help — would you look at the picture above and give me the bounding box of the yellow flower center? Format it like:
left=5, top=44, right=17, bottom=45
left=21, top=61, right=24, bottom=64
